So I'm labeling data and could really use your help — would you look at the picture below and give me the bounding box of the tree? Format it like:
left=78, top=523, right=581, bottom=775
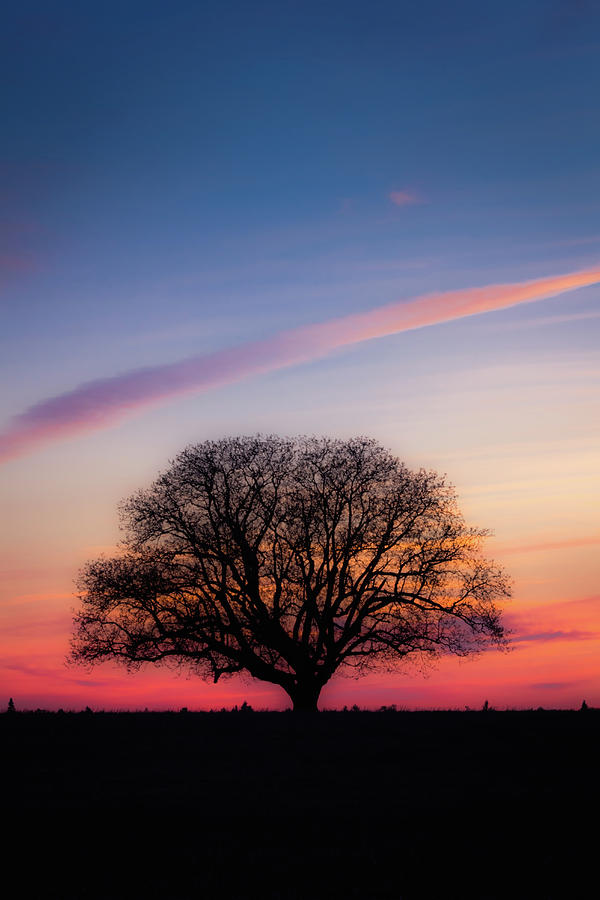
left=70, top=436, right=510, bottom=712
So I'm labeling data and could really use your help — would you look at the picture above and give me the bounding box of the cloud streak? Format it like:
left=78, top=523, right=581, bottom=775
left=504, top=594, right=600, bottom=647
left=389, top=190, right=421, bottom=207
left=1, top=265, right=600, bottom=462
left=512, top=629, right=598, bottom=645
left=498, top=535, right=600, bottom=555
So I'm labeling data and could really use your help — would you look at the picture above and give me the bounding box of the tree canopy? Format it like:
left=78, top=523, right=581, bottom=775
left=71, top=436, right=510, bottom=711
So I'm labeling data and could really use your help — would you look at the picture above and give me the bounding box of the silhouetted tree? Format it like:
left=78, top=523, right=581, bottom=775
left=70, top=436, right=510, bottom=712
left=7, top=697, right=16, bottom=714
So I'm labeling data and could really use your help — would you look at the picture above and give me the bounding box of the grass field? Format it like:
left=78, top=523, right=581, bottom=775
left=3, top=709, right=596, bottom=898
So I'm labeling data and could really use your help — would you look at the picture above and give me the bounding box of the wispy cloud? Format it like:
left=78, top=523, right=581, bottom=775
left=489, top=309, right=600, bottom=331
left=9, top=591, right=72, bottom=605
left=498, top=535, right=600, bottom=556
left=0, top=659, right=112, bottom=689
left=0, top=254, right=36, bottom=282
left=389, top=190, right=421, bottom=207
left=550, top=234, right=600, bottom=247
left=1, top=264, right=600, bottom=463
left=0, top=613, right=72, bottom=639
left=505, top=594, right=600, bottom=646
left=512, top=629, right=598, bottom=644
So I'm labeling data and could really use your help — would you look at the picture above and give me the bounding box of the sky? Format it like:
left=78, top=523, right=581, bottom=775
left=1, top=0, right=599, bottom=710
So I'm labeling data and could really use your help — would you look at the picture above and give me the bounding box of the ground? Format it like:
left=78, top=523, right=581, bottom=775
left=3, top=709, right=596, bottom=898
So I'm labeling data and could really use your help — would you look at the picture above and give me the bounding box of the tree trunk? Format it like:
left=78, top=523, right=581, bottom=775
left=289, top=680, right=322, bottom=713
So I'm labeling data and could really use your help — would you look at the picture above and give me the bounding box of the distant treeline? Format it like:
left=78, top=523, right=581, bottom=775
left=3, top=700, right=595, bottom=714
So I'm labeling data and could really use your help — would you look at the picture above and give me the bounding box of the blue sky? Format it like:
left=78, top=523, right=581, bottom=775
left=3, top=1, right=600, bottom=386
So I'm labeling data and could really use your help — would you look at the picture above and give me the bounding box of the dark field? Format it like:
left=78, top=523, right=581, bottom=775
left=3, top=709, right=597, bottom=898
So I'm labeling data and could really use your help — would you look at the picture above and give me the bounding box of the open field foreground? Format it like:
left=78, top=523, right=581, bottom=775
left=3, top=709, right=597, bottom=898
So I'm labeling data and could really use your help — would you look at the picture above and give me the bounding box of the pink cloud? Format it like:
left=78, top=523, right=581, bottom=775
left=511, top=629, right=598, bottom=644
left=499, top=535, right=600, bottom=555
left=389, top=189, right=421, bottom=207
left=1, top=264, right=600, bottom=463
left=0, top=254, right=36, bottom=275
left=504, top=594, right=600, bottom=645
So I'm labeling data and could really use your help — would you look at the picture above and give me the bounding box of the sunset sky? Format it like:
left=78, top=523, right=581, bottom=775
left=1, top=1, right=599, bottom=710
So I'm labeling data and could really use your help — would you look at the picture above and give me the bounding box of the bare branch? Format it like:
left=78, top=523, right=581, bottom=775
left=70, top=435, right=511, bottom=711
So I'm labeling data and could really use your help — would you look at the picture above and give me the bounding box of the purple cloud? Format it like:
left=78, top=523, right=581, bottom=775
left=2, top=264, right=600, bottom=462
left=512, top=629, right=598, bottom=644
left=389, top=190, right=421, bottom=207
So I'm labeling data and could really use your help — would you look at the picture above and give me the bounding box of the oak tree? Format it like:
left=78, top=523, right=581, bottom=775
left=71, top=436, right=510, bottom=711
